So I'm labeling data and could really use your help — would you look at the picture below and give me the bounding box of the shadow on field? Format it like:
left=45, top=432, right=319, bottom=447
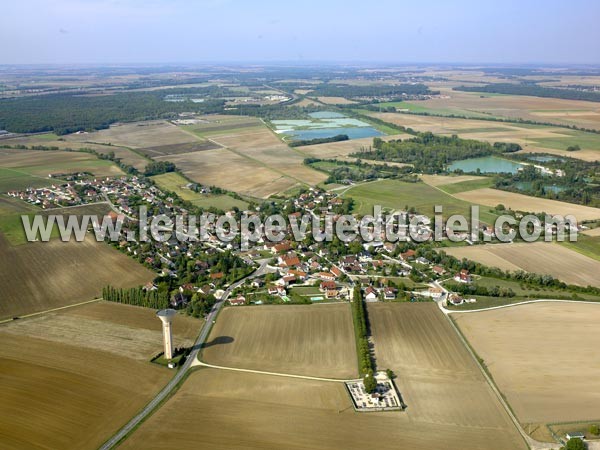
left=200, top=335, right=234, bottom=349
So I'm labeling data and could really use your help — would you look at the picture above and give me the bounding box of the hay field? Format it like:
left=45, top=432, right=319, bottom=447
left=0, top=302, right=201, bottom=450
left=202, top=304, right=358, bottom=379
left=121, top=368, right=525, bottom=450
left=0, top=235, right=154, bottom=319
left=455, top=187, right=600, bottom=220
left=455, top=302, right=600, bottom=426
left=443, top=242, right=600, bottom=287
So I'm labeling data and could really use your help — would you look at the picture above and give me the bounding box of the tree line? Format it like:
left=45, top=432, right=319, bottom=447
left=455, top=83, right=600, bottom=103
left=351, top=287, right=377, bottom=393
left=351, top=133, right=521, bottom=173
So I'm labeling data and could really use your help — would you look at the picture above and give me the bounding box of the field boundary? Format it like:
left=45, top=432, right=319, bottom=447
left=446, top=298, right=600, bottom=314
left=0, top=297, right=102, bottom=324
left=445, top=312, right=538, bottom=450
left=192, top=360, right=347, bottom=383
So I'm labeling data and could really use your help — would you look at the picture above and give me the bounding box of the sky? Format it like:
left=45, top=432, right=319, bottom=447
left=1, top=0, right=599, bottom=65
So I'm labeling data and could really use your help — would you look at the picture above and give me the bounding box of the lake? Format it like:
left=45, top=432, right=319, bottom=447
left=448, top=156, right=524, bottom=174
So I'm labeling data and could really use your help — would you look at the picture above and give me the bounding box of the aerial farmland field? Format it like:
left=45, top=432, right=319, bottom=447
left=150, top=172, right=249, bottom=210
left=121, top=366, right=525, bottom=450
left=454, top=187, right=600, bottom=220
left=364, top=111, right=600, bottom=161
left=65, top=120, right=197, bottom=148
left=161, top=119, right=327, bottom=198
left=366, top=302, right=525, bottom=450
left=0, top=235, right=155, bottom=320
left=0, top=148, right=122, bottom=191
left=415, top=86, right=600, bottom=131
left=454, top=302, right=600, bottom=439
left=202, top=304, right=358, bottom=379
left=340, top=178, right=499, bottom=224
left=0, top=301, right=201, bottom=450
left=443, top=242, right=600, bottom=287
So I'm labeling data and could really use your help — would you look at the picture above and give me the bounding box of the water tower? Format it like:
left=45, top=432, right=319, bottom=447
left=156, top=309, right=177, bottom=360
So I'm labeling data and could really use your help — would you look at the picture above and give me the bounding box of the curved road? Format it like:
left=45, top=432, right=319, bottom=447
left=99, top=261, right=269, bottom=450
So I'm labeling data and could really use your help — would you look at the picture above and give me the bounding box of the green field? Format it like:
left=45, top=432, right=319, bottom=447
left=561, top=234, right=600, bottom=262
left=437, top=177, right=495, bottom=194
left=0, top=167, right=53, bottom=191
left=0, top=151, right=121, bottom=192
left=531, top=129, right=600, bottom=151
left=0, top=203, right=112, bottom=245
left=445, top=275, right=600, bottom=310
left=151, top=172, right=249, bottom=210
left=341, top=179, right=498, bottom=224
left=373, top=102, right=495, bottom=119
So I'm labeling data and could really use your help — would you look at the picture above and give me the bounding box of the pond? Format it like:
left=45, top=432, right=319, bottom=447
left=448, top=156, right=524, bottom=174
left=525, top=155, right=563, bottom=163
left=287, top=126, right=384, bottom=141
left=308, top=111, right=346, bottom=119
left=514, top=181, right=567, bottom=194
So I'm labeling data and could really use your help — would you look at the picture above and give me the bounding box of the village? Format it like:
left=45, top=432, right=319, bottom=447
left=5, top=173, right=490, bottom=312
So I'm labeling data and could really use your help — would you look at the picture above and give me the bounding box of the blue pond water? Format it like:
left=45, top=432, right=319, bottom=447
left=308, top=111, right=347, bottom=119
left=289, top=126, right=384, bottom=141
left=448, top=156, right=524, bottom=174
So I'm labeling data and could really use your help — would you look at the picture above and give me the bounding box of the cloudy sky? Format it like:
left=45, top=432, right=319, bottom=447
left=1, top=0, right=599, bottom=65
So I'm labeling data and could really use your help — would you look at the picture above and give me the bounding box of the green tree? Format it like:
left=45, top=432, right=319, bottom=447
left=363, top=370, right=377, bottom=394
left=589, top=424, right=599, bottom=435
left=562, top=438, right=586, bottom=450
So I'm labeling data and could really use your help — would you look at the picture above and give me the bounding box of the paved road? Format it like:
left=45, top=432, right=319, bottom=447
left=99, top=261, right=268, bottom=450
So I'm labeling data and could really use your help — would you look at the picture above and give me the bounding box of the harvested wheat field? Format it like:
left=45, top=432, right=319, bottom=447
left=0, top=301, right=201, bottom=450
left=121, top=367, right=525, bottom=450
left=296, top=133, right=408, bottom=159
left=208, top=127, right=326, bottom=185
left=158, top=122, right=326, bottom=197
left=1, top=301, right=200, bottom=359
left=315, top=96, right=358, bottom=105
left=202, top=304, right=358, bottom=379
left=158, top=147, right=298, bottom=198
left=65, top=120, right=196, bottom=148
left=419, top=88, right=600, bottom=130
left=455, top=188, right=600, bottom=220
left=455, top=302, right=600, bottom=427
left=366, top=302, right=524, bottom=450
left=583, top=227, right=600, bottom=237
left=365, top=111, right=600, bottom=160
left=1, top=134, right=151, bottom=171
left=0, top=235, right=154, bottom=319
left=443, top=242, right=600, bottom=287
